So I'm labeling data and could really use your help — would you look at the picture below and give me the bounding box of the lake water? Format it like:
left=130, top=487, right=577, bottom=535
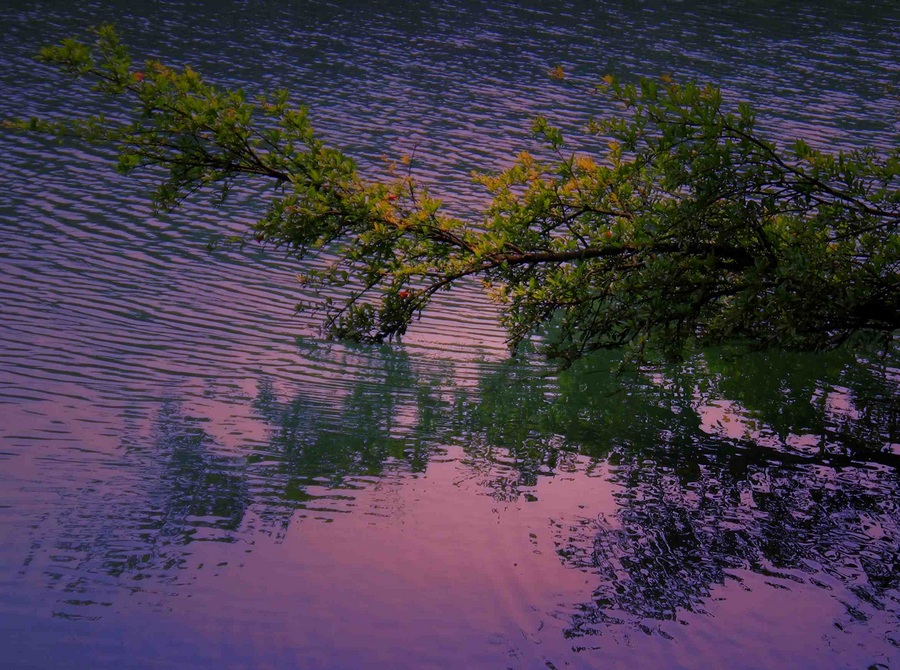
left=1, top=1, right=898, bottom=668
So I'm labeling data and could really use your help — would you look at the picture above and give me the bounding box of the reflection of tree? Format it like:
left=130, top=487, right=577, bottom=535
left=459, top=353, right=695, bottom=501
left=700, top=347, right=899, bottom=463
left=555, top=449, right=900, bottom=638
left=41, top=399, right=248, bottom=596
left=468, top=349, right=900, bottom=640
left=40, top=346, right=453, bottom=603
left=245, top=345, right=453, bottom=530
left=147, top=401, right=248, bottom=538
left=385, top=347, right=898, bottom=642
left=35, top=341, right=900, bottom=645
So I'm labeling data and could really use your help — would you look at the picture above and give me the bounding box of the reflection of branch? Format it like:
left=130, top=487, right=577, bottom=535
left=557, top=443, right=900, bottom=637
left=731, top=436, right=900, bottom=470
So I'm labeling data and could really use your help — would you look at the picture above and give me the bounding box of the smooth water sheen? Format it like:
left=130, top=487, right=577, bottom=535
left=1, top=1, right=898, bottom=668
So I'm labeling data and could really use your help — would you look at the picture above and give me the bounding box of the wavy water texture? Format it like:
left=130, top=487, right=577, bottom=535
left=0, top=1, right=898, bottom=669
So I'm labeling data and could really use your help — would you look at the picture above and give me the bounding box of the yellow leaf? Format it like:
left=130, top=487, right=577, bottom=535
left=573, top=155, right=596, bottom=171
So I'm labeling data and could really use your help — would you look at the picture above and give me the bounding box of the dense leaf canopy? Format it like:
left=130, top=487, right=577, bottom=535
left=7, top=26, right=899, bottom=363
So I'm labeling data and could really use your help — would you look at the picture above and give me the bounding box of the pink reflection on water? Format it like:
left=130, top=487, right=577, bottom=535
left=690, top=381, right=889, bottom=456
left=169, top=448, right=619, bottom=668
left=697, top=398, right=761, bottom=441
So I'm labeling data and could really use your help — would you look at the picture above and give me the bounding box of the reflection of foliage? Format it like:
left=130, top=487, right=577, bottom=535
left=555, top=450, right=900, bottom=637
left=701, top=346, right=899, bottom=461
left=407, top=347, right=900, bottom=642
left=35, top=342, right=899, bottom=644
left=105, top=401, right=248, bottom=578
left=477, top=349, right=900, bottom=639
left=40, top=400, right=248, bottom=599
left=245, top=346, right=452, bottom=529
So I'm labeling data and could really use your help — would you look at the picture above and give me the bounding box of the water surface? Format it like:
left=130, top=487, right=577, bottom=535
left=1, top=1, right=898, bottom=668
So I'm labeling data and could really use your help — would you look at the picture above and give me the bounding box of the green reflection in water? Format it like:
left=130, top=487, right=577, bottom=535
left=238, top=345, right=897, bottom=642
left=27, top=343, right=899, bottom=651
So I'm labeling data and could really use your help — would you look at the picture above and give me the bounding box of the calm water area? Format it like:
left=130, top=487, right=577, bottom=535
left=1, top=1, right=899, bottom=668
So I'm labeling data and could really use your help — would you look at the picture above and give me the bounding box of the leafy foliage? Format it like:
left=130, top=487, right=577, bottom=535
left=7, top=26, right=898, bottom=364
